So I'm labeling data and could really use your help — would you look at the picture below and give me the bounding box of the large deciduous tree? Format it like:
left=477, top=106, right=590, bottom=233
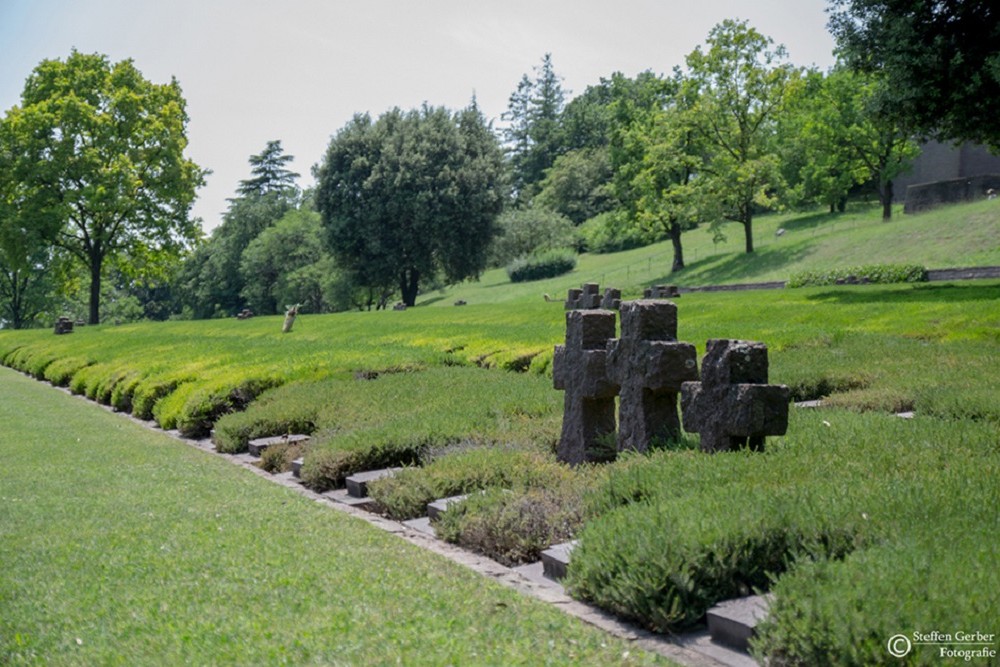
left=4, top=50, right=206, bottom=324
left=828, top=0, right=1000, bottom=149
left=315, top=103, right=506, bottom=307
left=686, top=20, right=798, bottom=254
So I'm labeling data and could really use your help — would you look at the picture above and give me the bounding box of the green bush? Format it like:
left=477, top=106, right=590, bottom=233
left=506, top=248, right=577, bottom=283
left=369, top=448, right=561, bottom=521
left=787, top=264, right=927, bottom=288
left=566, top=411, right=998, bottom=634
left=174, top=375, right=284, bottom=438
left=488, top=208, right=579, bottom=267
left=577, top=210, right=662, bottom=254
left=42, top=356, right=92, bottom=387
left=434, top=473, right=592, bottom=566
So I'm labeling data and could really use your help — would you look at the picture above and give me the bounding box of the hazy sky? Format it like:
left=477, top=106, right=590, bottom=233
left=0, top=0, right=837, bottom=232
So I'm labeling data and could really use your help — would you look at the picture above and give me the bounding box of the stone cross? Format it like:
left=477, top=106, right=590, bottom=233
left=606, top=300, right=698, bottom=452
left=553, top=309, right=618, bottom=464
left=564, top=283, right=602, bottom=310
left=680, top=339, right=790, bottom=452
left=644, top=284, right=681, bottom=299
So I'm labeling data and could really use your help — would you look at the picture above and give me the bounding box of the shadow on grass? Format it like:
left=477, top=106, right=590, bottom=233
left=663, top=244, right=814, bottom=287
left=805, top=283, right=1000, bottom=304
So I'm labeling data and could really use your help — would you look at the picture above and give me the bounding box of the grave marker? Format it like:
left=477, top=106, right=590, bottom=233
left=681, top=339, right=789, bottom=452
left=606, top=300, right=698, bottom=452
left=553, top=309, right=617, bottom=464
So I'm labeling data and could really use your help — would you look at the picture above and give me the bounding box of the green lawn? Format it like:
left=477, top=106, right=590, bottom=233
left=0, top=366, right=665, bottom=665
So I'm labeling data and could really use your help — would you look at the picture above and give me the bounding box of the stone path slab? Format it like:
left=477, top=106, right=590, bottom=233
left=345, top=467, right=401, bottom=498
left=541, top=540, right=577, bottom=581
left=706, top=595, right=771, bottom=652
left=427, top=494, right=468, bottom=520
left=247, top=434, right=310, bottom=457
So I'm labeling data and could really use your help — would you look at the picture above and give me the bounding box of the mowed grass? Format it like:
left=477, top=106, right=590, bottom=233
left=0, top=366, right=665, bottom=666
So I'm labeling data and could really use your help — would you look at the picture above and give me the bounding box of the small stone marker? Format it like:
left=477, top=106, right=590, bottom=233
left=600, top=287, right=621, bottom=311
left=427, top=494, right=468, bottom=521
left=564, top=283, right=602, bottom=310
left=681, top=339, right=790, bottom=452
left=345, top=467, right=401, bottom=498
left=607, top=300, right=698, bottom=452
left=553, top=309, right=618, bottom=464
left=644, top=284, right=681, bottom=299
left=291, top=457, right=304, bottom=478
left=247, top=434, right=310, bottom=457
left=541, top=540, right=577, bottom=581
left=282, top=304, right=300, bottom=333
left=54, top=316, right=74, bottom=335
left=707, top=594, right=771, bottom=652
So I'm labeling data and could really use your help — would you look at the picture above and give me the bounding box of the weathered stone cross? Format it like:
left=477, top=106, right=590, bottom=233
left=606, top=300, right=698, bottom=453
left=680, top=339, right=790, bottom=452
left=553, top=309, right=618, bottom=464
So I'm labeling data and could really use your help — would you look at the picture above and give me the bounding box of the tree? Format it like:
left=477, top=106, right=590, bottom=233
left=828, top=0, right=1000, bottom=149
left=534, top=148, right=615, bottom=224
left=783, top=67, right=917, bottom=219
left=315, top=103, right=506, bottom=307
left=0, top=110, right=66, bottom=328
left=238, top=208, right=329, bottom=315
left=501, top=54, right=567, bottom=203
left=236, top=139, right=300, bottom=198
left=4, top=50, right=205, bottom=324
left=177, top=141, right=299, bottom=318
left=686, top=20, right=798, bottom=253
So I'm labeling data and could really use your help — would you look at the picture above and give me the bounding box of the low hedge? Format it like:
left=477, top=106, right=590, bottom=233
left=434, top=472, right=594, bottom=566
left=368, top=448, right=564, bottom=521
left=506, top=248, right=577, bottom=283
left=566, top=411, right=999, bottom=637
left=787, top=264, right=927, bottom=288
left=225, top=367, right=561, bottom=492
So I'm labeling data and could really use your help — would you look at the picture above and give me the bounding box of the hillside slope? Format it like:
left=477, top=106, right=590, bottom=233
left=422, top=199, right=1000, bottom=307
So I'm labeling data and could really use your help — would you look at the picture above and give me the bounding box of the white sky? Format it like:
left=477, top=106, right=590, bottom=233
left=0, top=0, right=837, bottom=232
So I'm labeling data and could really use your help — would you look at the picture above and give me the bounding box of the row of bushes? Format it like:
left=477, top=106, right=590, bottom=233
left=787, top=263, right=928, bottom=287
left=211, top=366, right=562, bottom=491
left=565, top=410, right=1000, bottom=657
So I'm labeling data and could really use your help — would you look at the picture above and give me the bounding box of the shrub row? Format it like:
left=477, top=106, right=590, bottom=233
left=787, top=263, right=927, bottom=287
left=368, top=448, right=567, bottom=521
left=506, top=248, right=577, bottom=283
left=566, top=411, right=1000, bottom=638
left=213, top=367, right=562, bottom=492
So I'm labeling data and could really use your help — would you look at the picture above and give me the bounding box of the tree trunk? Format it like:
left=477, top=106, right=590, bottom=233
left=88, top=254, right=103, bottom=325
left=669, top=217, right=685, bottom=273
left=743, top=211, right=755, bottom=254
left=399, top=268, right=420, bottom=307
left=838, top=197, right=847, bottom=213
left=881, top=179, right=894, bottom=220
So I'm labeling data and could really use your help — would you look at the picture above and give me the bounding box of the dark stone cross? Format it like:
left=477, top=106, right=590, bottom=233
left=680, top=339, right=790, bottom=452
left=606, top=300, right=698, bottom=453
left=553, top=309, right=618, bottom=464
left=564, top=283, right=602, bottom=310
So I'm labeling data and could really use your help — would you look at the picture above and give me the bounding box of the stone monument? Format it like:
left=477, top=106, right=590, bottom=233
left=680, top=339, right=790, bottom=452
left=553, top=309, right=618, bottom=464
left=606, top=300, right=698, bottom=452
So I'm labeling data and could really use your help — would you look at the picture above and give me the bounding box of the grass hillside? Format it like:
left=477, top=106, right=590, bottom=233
left=420, top=199, right=1000, bottom=307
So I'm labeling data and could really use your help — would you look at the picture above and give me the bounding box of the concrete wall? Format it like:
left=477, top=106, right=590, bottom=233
left=894, top=141, right=1000, bottom=202
left=903, top=174, right=1000, bottom=214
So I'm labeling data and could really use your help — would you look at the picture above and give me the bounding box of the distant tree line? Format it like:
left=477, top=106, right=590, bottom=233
left=1, top=3, right=996, bottom=327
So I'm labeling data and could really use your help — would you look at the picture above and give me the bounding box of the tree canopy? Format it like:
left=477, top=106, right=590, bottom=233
left=315, top=104, right=506, bottom=307
left=1, top=50, right=205, bottom=324
left=828, top=0, right=1000, bottom=149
